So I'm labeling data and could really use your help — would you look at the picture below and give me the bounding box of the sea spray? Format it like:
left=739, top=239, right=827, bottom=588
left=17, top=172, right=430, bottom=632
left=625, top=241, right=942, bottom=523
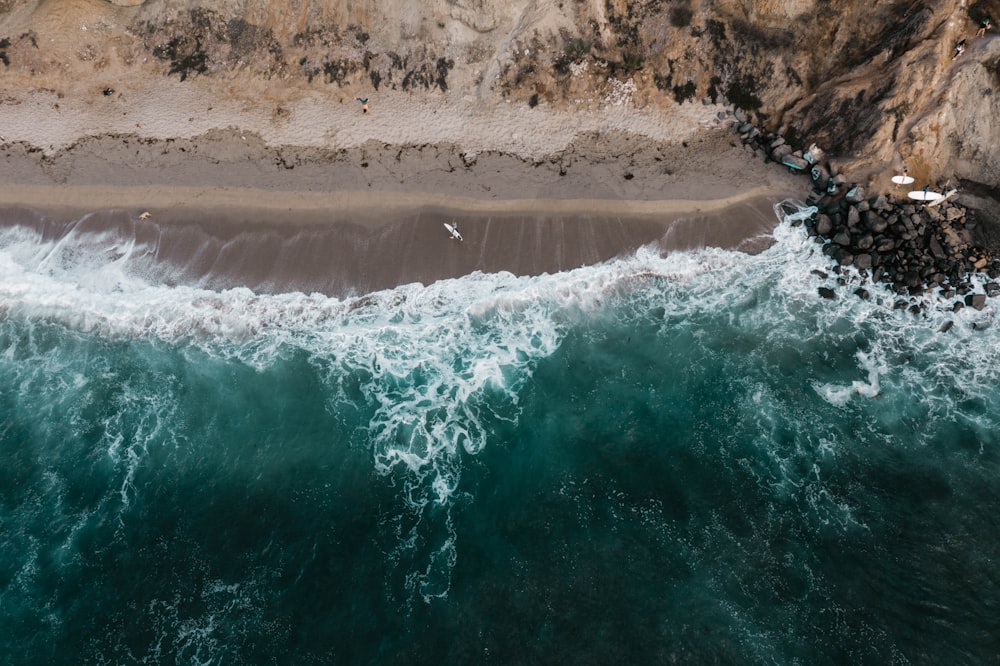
left=1, top=204, right=999, bottom=662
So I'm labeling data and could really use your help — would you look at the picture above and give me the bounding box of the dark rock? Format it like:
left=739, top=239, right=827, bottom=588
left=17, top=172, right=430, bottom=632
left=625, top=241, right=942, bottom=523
left=904, top=270, right=921, bottom=288
left=872, top=194, right=891, bottom=211
left=894, top=300, right=909, bottom=310
left=855, top=288, right=870, bottom=299
left=832, top=230, right=851, bottom=246
left=810, top=269, right=829, bottom=279
left=928, top=236, right=946, bottom=260
left=940, top=288, right=956, bottom=299
left=856, top=233, right=874, bottom=250
left=854, top=253, right=873, bottom=270
left=986, top=282, right=1000, bottom=296
left=836, top=249, right=854, bottom=266
left=954, top=301, right=965, bottom=312
left=811, top=166, right=830, bottom=188
left=868, top=216, right=888, bottom=234
left=818, top=287, right=836, bottom=300
left=966, top=293, right=987, bottom=310
left=782, top=155, right=809, bottom=171
left=737, top=122, right=754, bottom=134
left=770, top=145, right=792, bottom=161
left=939, top=320, right=954, bottom=333
left=845, top=185, right=865, bottom=203
left=875, top=236, right=896, bottom=252
left=847, top=206, right=861, bottom=228
left=909, top=304, right=922, bottom=315
left=815, top=214, right=833, bottom=236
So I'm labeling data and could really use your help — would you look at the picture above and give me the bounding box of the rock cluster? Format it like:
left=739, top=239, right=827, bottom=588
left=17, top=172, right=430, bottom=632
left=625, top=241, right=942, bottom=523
left=730, top=113, right=1000, bottom=314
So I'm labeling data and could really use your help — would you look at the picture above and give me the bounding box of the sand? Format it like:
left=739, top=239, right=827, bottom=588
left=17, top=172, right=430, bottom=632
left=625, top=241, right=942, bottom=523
left=0, top=77, right=808, bottom=295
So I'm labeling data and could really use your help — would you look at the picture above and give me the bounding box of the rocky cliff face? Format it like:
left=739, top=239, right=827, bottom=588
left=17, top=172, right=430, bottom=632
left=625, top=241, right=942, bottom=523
left=1, top=0, right=997, bottom=199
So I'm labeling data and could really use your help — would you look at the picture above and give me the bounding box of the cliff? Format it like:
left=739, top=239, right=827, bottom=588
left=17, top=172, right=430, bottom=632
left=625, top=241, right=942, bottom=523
left=1, top=0, right=997, bottom=215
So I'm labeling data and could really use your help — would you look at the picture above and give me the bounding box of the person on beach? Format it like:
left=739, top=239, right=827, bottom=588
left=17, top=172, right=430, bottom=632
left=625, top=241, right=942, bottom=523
left=977, top=17, right=991, bottom=38
left=953, top=39, right=966, bottom=59
left=356, top=97, right=369, bottom=114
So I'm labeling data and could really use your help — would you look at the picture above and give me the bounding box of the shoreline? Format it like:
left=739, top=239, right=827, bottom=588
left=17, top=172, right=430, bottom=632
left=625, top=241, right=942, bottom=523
left=0, top=189, right=793, bottom=296
left=0, top=111, right=808, bottom=295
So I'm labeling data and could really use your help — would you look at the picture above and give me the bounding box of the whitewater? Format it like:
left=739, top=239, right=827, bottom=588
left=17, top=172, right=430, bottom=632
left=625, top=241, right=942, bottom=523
left=1, top=203, right=998, bottom=663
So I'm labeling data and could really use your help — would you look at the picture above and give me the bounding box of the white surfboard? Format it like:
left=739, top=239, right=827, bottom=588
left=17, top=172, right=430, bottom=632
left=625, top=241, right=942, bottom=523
left=891, top=175, right=915, bottom=185
left=908, top=190, right=943, bottom=202
left=443, top=223, right=463, bottom=241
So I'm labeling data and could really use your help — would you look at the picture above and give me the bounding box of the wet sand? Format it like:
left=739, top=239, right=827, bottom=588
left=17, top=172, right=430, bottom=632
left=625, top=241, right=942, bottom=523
left=0, top=192, right=790, bottom=296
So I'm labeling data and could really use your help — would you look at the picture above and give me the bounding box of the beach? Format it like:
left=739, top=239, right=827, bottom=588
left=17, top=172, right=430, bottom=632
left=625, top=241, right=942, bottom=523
left=0, top=83, right=806, bottom=295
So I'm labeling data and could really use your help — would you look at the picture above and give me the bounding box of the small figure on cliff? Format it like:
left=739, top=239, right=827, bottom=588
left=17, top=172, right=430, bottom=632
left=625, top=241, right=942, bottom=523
left=102, top=87, right=114, bottom=96
left=356, top=97, right=369, bottom=114
left=953, top=39, right=966, bottom=59
left=977, top=17, right=991, bottom=38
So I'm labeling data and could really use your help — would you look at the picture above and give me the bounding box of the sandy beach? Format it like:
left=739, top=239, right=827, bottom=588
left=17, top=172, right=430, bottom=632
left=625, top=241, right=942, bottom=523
left=0, top=96, right=805, bottom=295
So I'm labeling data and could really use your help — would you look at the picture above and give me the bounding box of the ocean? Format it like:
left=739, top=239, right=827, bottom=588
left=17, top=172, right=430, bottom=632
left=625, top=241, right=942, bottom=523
left=1, top=202, right=998, bottom=664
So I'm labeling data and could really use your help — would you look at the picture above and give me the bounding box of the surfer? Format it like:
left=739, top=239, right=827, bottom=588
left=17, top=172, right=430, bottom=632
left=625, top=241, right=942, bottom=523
left=356, top=97, right=369, bottom=114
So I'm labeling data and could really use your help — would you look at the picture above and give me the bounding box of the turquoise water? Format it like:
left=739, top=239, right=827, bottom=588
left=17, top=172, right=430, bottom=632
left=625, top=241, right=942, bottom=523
left=1, top=204, right=999, bottom=663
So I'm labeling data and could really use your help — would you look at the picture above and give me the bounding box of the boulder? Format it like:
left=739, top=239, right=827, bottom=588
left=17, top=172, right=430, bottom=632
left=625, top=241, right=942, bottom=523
left=875, top=236, right=896, bottom=252
left=966, top=293, right=987, bottom=310
left=856, top=233, right=874, bottom=250
left=847, top=206, right=860, bottom=228
left=782, top=155, right=809, bottom=171
left=872, top=194, right=891, bottom=211
left=770, top=144, right=792, bottom=161
left=845, top=185, right=865, bottom=203
left=854, top=253, right=873, bottom=270
left=832, top=230, right=852, bottom=246
left=811, top=166, right=830, bottom=187
left=939, top=320, right=954, bottom=333
left=928, top=236, right=946, bottom=260
left=815, top=214, right=833, bottom=236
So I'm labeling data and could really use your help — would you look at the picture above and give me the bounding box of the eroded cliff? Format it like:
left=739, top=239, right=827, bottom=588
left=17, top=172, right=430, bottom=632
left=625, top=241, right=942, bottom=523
left=1, top=0, right=997, bottom=198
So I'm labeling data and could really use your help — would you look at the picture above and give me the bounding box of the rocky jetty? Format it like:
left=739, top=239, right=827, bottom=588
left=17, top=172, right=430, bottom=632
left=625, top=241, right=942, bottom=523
left=731, top=112, right=1000, bottom=314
